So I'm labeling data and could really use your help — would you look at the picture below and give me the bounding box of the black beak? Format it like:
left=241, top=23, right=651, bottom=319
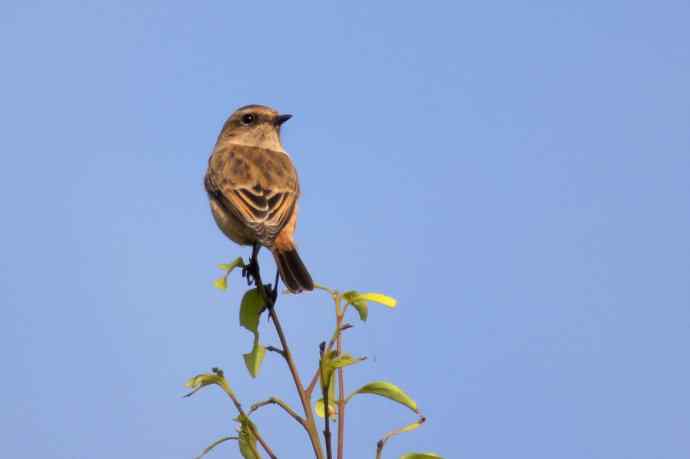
left=275, top=114, right=292, bottom=126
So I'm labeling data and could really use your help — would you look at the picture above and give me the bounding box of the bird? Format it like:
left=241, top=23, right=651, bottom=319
left=204, top=104, right=314, bottom=294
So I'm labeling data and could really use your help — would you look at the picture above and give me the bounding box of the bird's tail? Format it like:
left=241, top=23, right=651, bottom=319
left=272, top=245, right=314, bottom=293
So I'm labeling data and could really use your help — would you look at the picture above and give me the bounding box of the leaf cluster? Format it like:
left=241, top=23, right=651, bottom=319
left=184, top=260, right=444, bottom=459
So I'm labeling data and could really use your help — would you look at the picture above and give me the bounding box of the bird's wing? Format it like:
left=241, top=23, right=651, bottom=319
left=205, top=144, right=299, bottom=244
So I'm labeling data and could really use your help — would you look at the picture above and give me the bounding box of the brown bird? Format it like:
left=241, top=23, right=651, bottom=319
left=204, top=104, right=314, bottom=293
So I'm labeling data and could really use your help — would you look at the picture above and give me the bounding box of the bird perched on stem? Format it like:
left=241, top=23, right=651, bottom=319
left=204, top=104, right=314, bottom=293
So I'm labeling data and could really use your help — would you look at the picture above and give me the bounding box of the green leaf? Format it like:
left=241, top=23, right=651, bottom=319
left=400, top=454, right=444, bottom=459
left=243, top=339, right=266, bottom=378
left=342, top=290, right=359, bottom=303
left=320, top=351, right=364, bottom=392
left=356, top=292, right=397, bottom=308
left=314, top=398, right=338, bottom=420
left=319, top=350, right=337, bottom=392
left=238, top=434, right=260, bottom=459
left=194, top=436, right=238, bottom=459
left=331, top=353, right=364, bottom=369
left=240, top=289, right=265, bottom=334
left=214, top=257, right=245, bottom=291
left=213, top=277, right=228, bottom=290
left=239, top=289, right=267, bottom=377
left=378, top=417, right=428, bottom=458
left=397, top=419, right=424, bottom=434
left=218, top=257, right=245, bottom=272
left=184, top=373, right=222, bottom=394
left=346, top=381, right=418, bottom=413
left=351, top=299, right=369, bottom=321
left=236, top=414, right=261, bottom=459
left=183, top=370, right=232, bottom=398
left=343, top=291, right=397, bottom=321
left=343, top=291, right=368, bottom=321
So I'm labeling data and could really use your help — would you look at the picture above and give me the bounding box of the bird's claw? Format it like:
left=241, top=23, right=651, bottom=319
left=241, top=258, right=260, bottom=287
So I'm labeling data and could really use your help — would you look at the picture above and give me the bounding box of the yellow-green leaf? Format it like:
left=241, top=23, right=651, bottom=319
left=342, top=291, right=359, bottom=304
left=213, top=277, right=228, bottom=290
left=378, top=417, right=428, bottom=458
left=320, top=351, right=364, bottom=392
left=351, top=299, right=368, bottom=321
left=240, top=288, right=265, bottom=334
left=183, top=370, right=232, bottom=398
left=243, top=340, right=266, bottom=378
left=320, top=353, right=335, bottom=392
left=185, top=373, right=222, bottom=389
left=214, top=257, right=245, bottom=291
left=315, top=398, right=338, bottom=420
left=218, top=257, right=245, bottom=272
left=356, top=292, right=397, bottom=308
left=239, top=289, right=267, bottom=378
left=343, top=291, right=396, bottom=321
left=347, top=381, right=418, bottom=413
left=331, top=353, right=364, bottom=369
left=194, top=436, right=238, bottom=459
left=236, top=414, right=260, bottom=459
left=400, top=454, right=444, bottom=459
left=397, top=419, right=424, bottom=434
left=343, top=291, right=369, bottom=321
left=238, top=434, right=260, bottom=459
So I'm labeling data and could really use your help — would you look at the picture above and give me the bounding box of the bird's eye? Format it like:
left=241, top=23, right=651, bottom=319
left=241, top=113, right=256, bottom=125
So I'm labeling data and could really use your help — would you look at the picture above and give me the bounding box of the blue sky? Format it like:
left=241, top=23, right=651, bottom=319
left=1, top=1, right=689, bottom=458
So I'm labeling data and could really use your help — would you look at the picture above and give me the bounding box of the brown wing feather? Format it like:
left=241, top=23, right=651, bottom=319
left=206, top=144, right=299, bottom=246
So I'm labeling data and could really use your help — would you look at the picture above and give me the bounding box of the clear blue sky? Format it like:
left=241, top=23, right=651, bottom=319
left=1, top=1, right=689, bottom=458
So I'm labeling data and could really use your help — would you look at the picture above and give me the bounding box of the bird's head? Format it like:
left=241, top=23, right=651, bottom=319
left=217, top=104, right=292, bottom=151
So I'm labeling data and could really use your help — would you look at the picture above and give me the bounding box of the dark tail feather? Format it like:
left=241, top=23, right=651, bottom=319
left=273, top=248, right=314, bottom=293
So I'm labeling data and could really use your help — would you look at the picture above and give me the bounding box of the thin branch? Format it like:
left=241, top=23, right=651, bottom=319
left=249, top=413, right=276, bottom=458
left=313, top=283, right=336, bottom=295
left=266, top=345, right=286, bottom=357
left=249, top=397, right=306, bottom=428
left=194, top=436, right=239, bottom=459
left=247, top=259, right=325, bottom=459
left=320, top=342, right=334, bottom=459
left=375, top=416, right=427, bottom=459
left=306, top=340, right=336, bottom=398
left=336, top=296, right=346, bottom=459
left=375, top=439, right=384, bottom=459
left=336, top=366, right=345, bottom=459
left=214, top=370, right=277, bottom=459
left=267, top=302, right=324, bottom=459
left=306, top=367, right=320, bottom=398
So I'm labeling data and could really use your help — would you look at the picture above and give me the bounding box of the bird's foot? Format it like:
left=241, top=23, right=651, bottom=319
left=242, top=257, right=259, bottom=287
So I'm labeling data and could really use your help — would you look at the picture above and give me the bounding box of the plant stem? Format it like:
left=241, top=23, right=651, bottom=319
left=320, top=342, right=334, bottom=459
left=249, top=397, right=306, bottom=428
left=306, top=323, right=352, bottom=398
left=335, top=294, right=346, bottom=459
left=306, top=367, right=320, bottom=399
left=250, top=261, right=325, bottom=459
left=323, top=422, right=333, bottom=459
left=375, top=416, right=427, bottom=459
left=268, top=305, right=324, bottom=459
left=218, top=379, right=277, bottom=459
